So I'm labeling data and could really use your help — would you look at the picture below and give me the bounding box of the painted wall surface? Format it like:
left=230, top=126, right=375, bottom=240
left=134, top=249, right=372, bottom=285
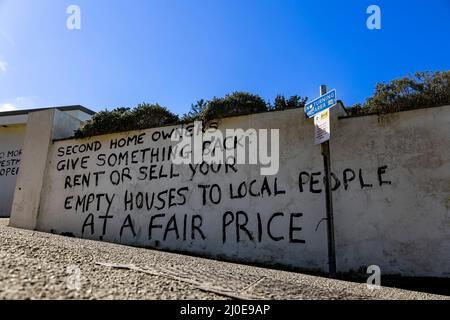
left=332, top=105, right=450, bottom=277
left=0, top=125, right=25, bottom=217
left=37, top=109, right=330, bottom=272
left=20, top=105, right=450, bottom=277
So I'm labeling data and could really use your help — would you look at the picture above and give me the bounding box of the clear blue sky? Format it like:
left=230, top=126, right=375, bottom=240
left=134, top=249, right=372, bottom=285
left=0, top=0, right=449, bottom=114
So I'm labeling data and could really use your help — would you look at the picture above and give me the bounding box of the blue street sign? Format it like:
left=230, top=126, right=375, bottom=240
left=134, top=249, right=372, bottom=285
left=305, top=89, right=337, bottom=119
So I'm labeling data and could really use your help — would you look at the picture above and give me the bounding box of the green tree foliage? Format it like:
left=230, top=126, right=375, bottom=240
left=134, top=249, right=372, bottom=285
left=73, top=71, right=449, bottom=138
left=75, top=92, right=307, bottom=137
left=201, top=92, right=267, bottom=121
left=271, top=94, right=308, bottom=111
left=181, top=92, right=308, bottom=122
left=347, top=71, right=450, bottom=116
left=75, top=103, right=179, bottom=138
left=181, top=99, right=208, bottom=122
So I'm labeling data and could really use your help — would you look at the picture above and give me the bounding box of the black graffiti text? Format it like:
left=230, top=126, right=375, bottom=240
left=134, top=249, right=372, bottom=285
left=222, top=211, right=305, bottom=244
left=298, top=166, right=392, bottom=193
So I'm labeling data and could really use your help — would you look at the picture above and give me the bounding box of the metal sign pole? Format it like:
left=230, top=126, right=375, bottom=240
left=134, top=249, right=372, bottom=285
left=319, top=84, right=337, bottom=276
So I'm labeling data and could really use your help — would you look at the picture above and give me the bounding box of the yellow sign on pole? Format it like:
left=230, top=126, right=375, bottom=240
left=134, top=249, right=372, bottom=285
left=314, top=109, right=330, bottom=145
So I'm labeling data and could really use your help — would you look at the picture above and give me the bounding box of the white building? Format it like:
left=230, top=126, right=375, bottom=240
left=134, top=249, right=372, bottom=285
left=0, top=106, right=95, bottom=217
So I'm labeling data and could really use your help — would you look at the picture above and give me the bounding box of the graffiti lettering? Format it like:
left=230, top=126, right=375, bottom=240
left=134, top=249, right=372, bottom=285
left=223, top=211, right=305, bottom=244
left=299, top=166, right=392, bottom=193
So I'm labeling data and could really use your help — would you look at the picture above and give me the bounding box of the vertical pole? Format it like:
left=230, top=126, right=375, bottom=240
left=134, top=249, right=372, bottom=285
left=320, top=85, right=336, bottom=276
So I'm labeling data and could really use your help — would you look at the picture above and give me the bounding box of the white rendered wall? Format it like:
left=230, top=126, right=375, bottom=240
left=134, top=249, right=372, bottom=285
left=10, top=105, right=450, bottom=277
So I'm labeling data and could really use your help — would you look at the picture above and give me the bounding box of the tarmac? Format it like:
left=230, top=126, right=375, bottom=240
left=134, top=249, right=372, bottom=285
left=0, top=219, right=447, bottom=300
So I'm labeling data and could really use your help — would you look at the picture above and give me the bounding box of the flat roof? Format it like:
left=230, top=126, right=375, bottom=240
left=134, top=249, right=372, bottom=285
left=0, top=105, right=95, bottom=117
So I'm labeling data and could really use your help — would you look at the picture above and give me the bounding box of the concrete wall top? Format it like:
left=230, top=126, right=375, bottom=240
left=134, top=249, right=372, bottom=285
left=0, top=105, right=95, bottom=126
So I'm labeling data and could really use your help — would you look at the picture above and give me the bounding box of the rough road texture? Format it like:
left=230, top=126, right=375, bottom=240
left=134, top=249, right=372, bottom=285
left=0, top=219, right=447, bottom=300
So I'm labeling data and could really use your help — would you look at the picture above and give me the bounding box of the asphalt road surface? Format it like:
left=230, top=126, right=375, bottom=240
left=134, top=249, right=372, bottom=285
left=0, top=219, right=447, bottom=300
